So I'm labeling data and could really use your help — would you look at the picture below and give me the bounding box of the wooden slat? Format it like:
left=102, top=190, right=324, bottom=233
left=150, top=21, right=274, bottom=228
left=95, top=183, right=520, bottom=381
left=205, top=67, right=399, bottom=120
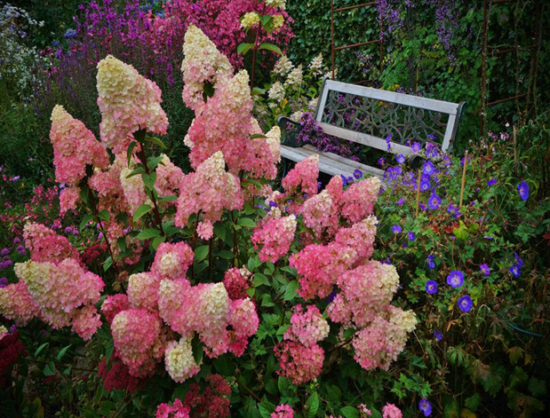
left=320, top=123, right=414, bottom=155
left=323, top=79, right=460, bottom=115
left=302, top=145, right=384, bottom=177
left=441, top=112, right=456, bottom=153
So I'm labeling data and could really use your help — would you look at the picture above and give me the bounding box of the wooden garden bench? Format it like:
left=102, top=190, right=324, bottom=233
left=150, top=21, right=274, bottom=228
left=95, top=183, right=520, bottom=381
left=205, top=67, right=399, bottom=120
left=278, top=79, right=467, bottom=179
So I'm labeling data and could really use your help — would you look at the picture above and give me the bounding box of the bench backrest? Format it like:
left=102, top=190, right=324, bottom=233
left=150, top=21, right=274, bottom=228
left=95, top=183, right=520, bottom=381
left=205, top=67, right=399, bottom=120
left=314, top=79, right=466, bottom=156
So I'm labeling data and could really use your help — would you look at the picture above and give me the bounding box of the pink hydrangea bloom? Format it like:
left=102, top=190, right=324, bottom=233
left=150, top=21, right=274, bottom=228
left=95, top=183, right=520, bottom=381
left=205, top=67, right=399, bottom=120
left=334, top=216, right=377, bottom=261
left=88, top=154, right=130, bottom=214
left=23, top=222, right=79, bottom=264
left=156, top=154, right=185, bottom=202
left=340, top=177, right=381, bottom=224
left=101, top=294, right=130, bottom=324
left=111, top=308, right=163, bottom=377
left=382, top=403, right=403, bottom=418
left=14, top=259, right=104, bottom=330
left=282, top=154, right=319, bottom=197
left=223, top=266, right=252, bottom=300
left=0, top=281, right=40, bottom=326
left=328, top=261, right=399, bottom=327
left=50, top=105, right=109, bottom=185
left=301, top=190, right=333, bottom=238
left=181, top=24, right=233, bottom=110
left=284, top=305, right=329, bottom=347
left=290, top=243, right=357, bottom=300
left=120, top=163, right=150, bottom=216
left=272, top=404, right=295, bottom=418
left=164, top=338, right=201, bottom=383
left=97, top=55, right=168, bottom=154
left=251, top=215, right=296, bottom=263
left=155, top=398, right=191, bottom=418
left=228, top=298, right=259, bottom=356
left=151, top=242, right=194, bottom=280
left=197, top=220, right=214, bottom=240
left=128, top=272, right=160, bottom=312
left=158, top=278, right=190, bottom=327
left=175, top=151, right=244, bottom=228
left=72, top=305, right=102, bottom=341
left=274, top=340, right=324, bottom=385
left=59, top=186, right=80, bottom=216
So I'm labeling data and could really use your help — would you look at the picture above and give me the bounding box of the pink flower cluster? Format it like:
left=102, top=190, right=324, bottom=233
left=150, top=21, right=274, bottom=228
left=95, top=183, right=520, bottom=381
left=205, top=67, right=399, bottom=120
left=274, top=340, right=324, bottom=386
left=284, top=305, right=329, bottom=347
left=96, top=55, right=168, bottom=154
left=156, top=399, right=191, bottom=418
left=175, top=151, right=244, bottom=228
left=382, top=403, right=403, bottom=418
left=223, top=266, right=252, bottom=300
left=272, top=404, right=295, bottom=418
left=0, top=281, right=40, bottom=326
left=50, top=105, right=109, bottom=190
left=251, top=214, right=297, bottom=263
left=281, top=154, right=320, bottom=197
left=23, top=222, right=80, bottom=264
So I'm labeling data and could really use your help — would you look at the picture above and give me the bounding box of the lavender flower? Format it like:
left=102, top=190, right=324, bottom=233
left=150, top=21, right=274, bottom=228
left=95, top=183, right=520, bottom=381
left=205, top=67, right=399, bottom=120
left=378, top=158, right=385, bottom=167
left=422, top=160, right=436, bottom=175
left=433, top=330, right=443, bottom=341
left=509, top=264, right=521, bottom=278
left=419, top=399, right=432, bottom=417
left=396, top=154, right=406, bottom=164
left=447, top=204, right=461, bottom=218
left=392, top=225, right=402, bottom=234
left=446, top=270, right=464, bottom=288
left=427, top=254, right=435, bottom=269
left=428, top=193, right=441, bottom=210
left=386, top=133, right=392, bottom=151
left=0, top=249, right=8, bottom=256
left=518, top=180, right=529, bottom=201
left=407, top=231, right=415, bottom=241
left=420, top=180, right=431, bottom=192
left=425, top=280, right=437, bottom=294
left=397, top=198, right=406, bottom=206
left=412, top=141, right=421, bottom=153
left=458, top=295, right=473, bottom=312
left=487, top=178, right=497, bottom=186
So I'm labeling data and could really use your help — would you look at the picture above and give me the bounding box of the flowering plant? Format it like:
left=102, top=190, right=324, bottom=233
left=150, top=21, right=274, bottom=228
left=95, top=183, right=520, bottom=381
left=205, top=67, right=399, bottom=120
left=1, top=26, right=415, bottom=417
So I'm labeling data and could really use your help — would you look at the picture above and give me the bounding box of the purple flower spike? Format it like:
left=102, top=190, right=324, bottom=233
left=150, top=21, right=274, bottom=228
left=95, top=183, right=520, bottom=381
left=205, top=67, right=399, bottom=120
left=419, top=399, right=432, bottom=417
left=458, top=295, right=473, bottom=312
left=518, top=180, right=529, bottom=201
left=433, top=330, right=443, bottom=341
left=392, top=225, right=402, bottom=234
left=447, top=270, right=464, bottom=288
left=425, top=280, right=437, bottom=294
left=480, top=264, right=490, bottom=276
left=0, top=249, right=8, bottom=256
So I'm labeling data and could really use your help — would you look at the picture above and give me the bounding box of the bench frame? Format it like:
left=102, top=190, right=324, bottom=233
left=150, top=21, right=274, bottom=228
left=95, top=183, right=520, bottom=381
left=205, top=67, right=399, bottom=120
left=279, top=78, right=467, bottom=179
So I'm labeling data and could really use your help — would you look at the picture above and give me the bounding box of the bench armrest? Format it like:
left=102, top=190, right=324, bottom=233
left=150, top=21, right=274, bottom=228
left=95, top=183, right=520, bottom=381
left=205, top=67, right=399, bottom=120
left=277, top=116, right=304, bottom=148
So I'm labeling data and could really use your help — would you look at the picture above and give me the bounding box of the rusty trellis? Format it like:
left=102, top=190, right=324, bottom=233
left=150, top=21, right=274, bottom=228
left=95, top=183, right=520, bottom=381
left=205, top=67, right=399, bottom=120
left=480, top=0, right=543, bottom=133
left=330, top=1, right=383, bottom=82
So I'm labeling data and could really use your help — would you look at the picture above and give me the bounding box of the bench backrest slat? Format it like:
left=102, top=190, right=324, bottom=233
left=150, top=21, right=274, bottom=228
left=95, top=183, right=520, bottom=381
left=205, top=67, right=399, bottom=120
left=315, top=79, right=465, bottom=155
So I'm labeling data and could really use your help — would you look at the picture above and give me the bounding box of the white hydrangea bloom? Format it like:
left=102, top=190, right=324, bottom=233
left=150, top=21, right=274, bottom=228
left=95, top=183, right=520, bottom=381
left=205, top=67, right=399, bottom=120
left=268, top=81, right=285, bottom=103
left=240, top=12, right=260, bottom=29
left=285, top=65, right=303, bottom=88
left=273, top=55, right=294, bottom=77
left=164, top=338, right=200, bottom=383
left=309, top=53, right=324, bottom=77
left=265, top=0, right=286, bottom=9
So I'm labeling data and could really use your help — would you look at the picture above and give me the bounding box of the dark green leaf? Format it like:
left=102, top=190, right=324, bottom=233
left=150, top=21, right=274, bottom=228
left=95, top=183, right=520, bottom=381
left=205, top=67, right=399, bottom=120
left=126, top=141, right=137, bottom=166
left=340, top=406, right=359, bottom=418
left=57, top=344, right=72, bottom=361
left=133, top=204, right=153, bottom=222
left=258, top=43, right=283, bottom=55
left=98, top=210, right=110, bottom=222
left=306, top=392, right=319, bottom=417
left=35, top=342, right=49, bottom=358
left=238, top=218, right=256, bottom=228
left=145, top=135, right=167, bottom=149
left=195, top=245, right=209, bottom=262
left=258, top=401, right=276, bottom=418
left=142, top=172, right=157, bottom=191
left=136, top=229, right=160, bottom=240
left=43, top=362, right=56, bottom=377
left=217, top=250, right=235, bottom=260
left=253, top=273, right=270, bottom=287
left=79, top=214, right=94, bottom=231
left=284, top=280, right=300, bottom=300
left=191, top=337, right=204, bottom=365
left=103, top=256, right=113, bottom=272
left=237, top=43, right=254, bottom=55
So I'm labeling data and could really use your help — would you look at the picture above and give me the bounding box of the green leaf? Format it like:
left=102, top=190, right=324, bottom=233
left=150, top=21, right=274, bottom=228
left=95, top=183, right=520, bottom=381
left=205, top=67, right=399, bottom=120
left=103, top=256, right=113, bottom=272
left=126, top=166, right=146, bottom=178
left=43, top=361, right=56, bottom=377
left=136, top=229, right=160, bottom=240
left=278, top=376, right=289, bottom=394
left=151, top=235, right=166, bottom=251
left=258, top=43, right=283, bottom=55
left=79, top=186, right=90, bottom=205
left=159, top=195, right=178, bottom=202
left=145, top=135, right=167, bottom=149
left=217, top=250, right=235, bottom=260
left=250, top=134, right=267, bottom=139
left=57, top=344, right=72, bottom=361
left=203, top=81, right=215, bottom=101
left=258, top=401, right=276, bottom=418
left=105, top=338, right=114, bottom=363
left=238, top=218, right=256, bottom=228
left=142, top=172, right=157, bottom=191
left=126, top=141, right=137, bottom=166
left=342, top=328, right=357, bottom=339
left=305, top=392, right=319, bottom=417
left=98, top=210, right=110, bottom=222
left=252, top=87, right=266, bottom=95
left=237, top=42, right=254, bottom=55
left=195, top=245, right=209, bottom=263
left=465, top=393, right=482, bottom=412
left=340, top=406, right=359, bottom=418
left=133, top=204, right=153, bottom=222
left=35, top=342, right=49, bottom=358
left=284, top=280, right=300, bottom=301
left=260, top=14, right=274, bottom=33
left=191, top=337, right=204, bottom=365
left=147, top=155, right=165, bottom=171
left=79, top=214, right=94, bottom=231
left=214, top=223, right=226, bottom=241
left=253, top=273, right=270, bottom=287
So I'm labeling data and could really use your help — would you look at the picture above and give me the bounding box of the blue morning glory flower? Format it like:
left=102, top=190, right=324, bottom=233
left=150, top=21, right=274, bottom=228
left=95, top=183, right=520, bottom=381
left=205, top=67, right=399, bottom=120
left=396, top=154, right=406, bottom=164
left=392, top=225, right=402, bottom=234
left=433, top=330, right=443, bottom=341
left=447, top=270, right=464, bottom=288
left=510, top=264, right=521, bottom=277
left=353, top=169, right=363, bottom=179
left=422, top=160, right=436, bottom=175
left=412, top=142, right=421, bottom=153
left=428, top=193, right=441, bottom=210
left=458, top=295, right=473, bottom=312
left=407, top=231, right=415, bottom=241
left=480, top=264, right=490, bottom=276
left=518, top=180, right=529, bottom=201
left=425, top=280, right=437, bottom=294
left=419, top=399, right=432, bottom=417
left=427, top=254, right=435, bottom=269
